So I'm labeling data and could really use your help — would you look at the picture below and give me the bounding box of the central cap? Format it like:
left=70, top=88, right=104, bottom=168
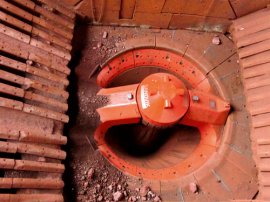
left=137, top=73, right=189, bottom=127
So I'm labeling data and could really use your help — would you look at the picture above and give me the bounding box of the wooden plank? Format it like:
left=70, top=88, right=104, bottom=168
left=239, top=39, right=270, bottom=59
left=0, top=141, right=66, bottom=160
left=32, top=16, right=73, bottom=41
left=0, top=194, right=63, bottom=202
left=14, top=178, right=63, bottom=189
left=37, top=0, right=76, bottom=20
left=26, top=65, right=69, bottom=86
left=50, top=53, right=70, bottom=70
left=233, top=19, right=270, bottom=39
left=0, top=131, right=20, bottom=141
left=245, top=74, right=270, bottom=90
left=249, top=99, right=270, bottom=115
left=0, top=130, right=67, bottom=145
left=0, top=178, right=64, bottom=189
left=30, top=81, right=69, bottom=99
left=24, top=91, right=68, bottom=111
left=10, top=0, right=36, bottom=10
left=28, top=52, right=70, bottom=75
left=19, top=131, right=67, bottom=145
left=0, top=97, right=23, bottom=110
left=236, top=28, right=270, bottom=48
left=0, top=11, right=32, bottom=33
left=31, top=27, right=72, bottom=51
left=252, top=113, right=270, bottom=128
left=0, top=70, right=68, bottom=101
left=0, top=33, right=70, bottom=75
left=0, top=33, right=29, bottom=59
left=0, top=55, right=69, bottom=86
left=0, top=141, right=17, bottom=153
left=3, top=1, right=75, bottom=55
left=0, top=70, right=25, bottom=86
left=0, top=55, right=26, bottom=72
left=241, top=50, right=270, bottom=68
left=35, top=5, right=74, bottom=30
left=30, top=38, right=71, bottom=60
left=23, top=104, right=69, bottom=123
left=0, top=83, right=24, bottom=98
left=13, top=159, right=65, bottom=173
left=0, top=178, right=12, bottom=189
left=1, top=0, right=33, bottom=21
left=0, top=158, right=15, bottom=169
left=243, top=63, right=270, bottom=79
left=17, top=142, right=66, bottom=159
left=257, top=145, right=270, bottom=158
left=246, top=85, right=270, bottom=102
left=0, top=24, right=30, bottom=44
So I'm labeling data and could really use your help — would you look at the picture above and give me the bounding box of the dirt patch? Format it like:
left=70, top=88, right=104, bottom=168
left=65, top=25, right=164, bottom=201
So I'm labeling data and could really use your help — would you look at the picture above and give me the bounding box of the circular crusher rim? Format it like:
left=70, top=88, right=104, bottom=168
left=93, top=33, right=258, bottom=201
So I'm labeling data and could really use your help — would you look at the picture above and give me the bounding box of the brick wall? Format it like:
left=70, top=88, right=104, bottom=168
left=61, top=0, right=270, bottom=32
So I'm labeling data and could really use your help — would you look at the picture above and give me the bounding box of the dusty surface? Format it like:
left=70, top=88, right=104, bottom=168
left=65, top=24, right=257, bottom=202
left=65, top=25, right=164, bottom=202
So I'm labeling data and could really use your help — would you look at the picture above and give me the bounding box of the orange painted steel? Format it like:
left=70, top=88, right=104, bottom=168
left=97, top=125, right=218, bottom=180
left=97, top=48, right=212, bottom=92
left=137, top=73, right=189, bottom=127
left=95, top=70, right=230, bottom=179
left=95, top=84, right=141, bottom=146
left=181, top=89, right=231, bottom=125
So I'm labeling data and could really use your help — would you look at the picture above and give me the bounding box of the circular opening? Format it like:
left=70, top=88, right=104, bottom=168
left=96, top=48, right=221, bottom=179
left=106, top=67, right=201, bottom=170
left=108, top=66, right=192, bottom=89
left=105, top=124, right=200, bottom=169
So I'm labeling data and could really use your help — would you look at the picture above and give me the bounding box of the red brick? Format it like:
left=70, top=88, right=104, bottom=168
left=214, top=158, right=258, bottom=199
left=120, top=0, right=136, bottom=19
left=101, top=11, right=173, bottom=29
left=181, top=0, right=213, bottom=16
left=206, top=0, right=236, bottom=19
left=162, top=0, right=185, bottom=13
left=135, top=0, right=166, bottom=13
left=170, top=14, right=231, bottom=33
left=133, top=12, right=172, bottom=28
left=230, top=0, right=269, bottom=17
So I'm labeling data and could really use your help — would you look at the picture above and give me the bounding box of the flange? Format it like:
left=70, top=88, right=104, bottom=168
left=94, top=48, right=233, bottom=181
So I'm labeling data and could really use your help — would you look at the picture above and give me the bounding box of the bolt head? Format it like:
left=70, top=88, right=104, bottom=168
left=192, top=95, right=199, bottom=102
left=127, top=93, right=133, bottom=100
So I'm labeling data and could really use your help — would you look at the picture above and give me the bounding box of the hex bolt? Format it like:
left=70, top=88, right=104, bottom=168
left=127, top=93, right=133, bottom=100
left=192, top=95, right=199, bottom=102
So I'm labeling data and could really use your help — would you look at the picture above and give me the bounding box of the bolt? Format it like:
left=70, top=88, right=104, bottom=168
left=127, top=93, right=133, bottom=100
left=164, top=99, right=172, bottom=109
left=192, top=95, right=199, bottom=102
left=210, top=100, right=216, bottom=109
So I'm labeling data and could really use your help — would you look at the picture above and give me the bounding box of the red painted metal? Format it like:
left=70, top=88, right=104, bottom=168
left=95, top=84, right=141, bottom=146
left=97, top=48, right=212, bottom=92
left=95, top=70, right=230, bottom=179
left=137, top=73, right=189, bottom=127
